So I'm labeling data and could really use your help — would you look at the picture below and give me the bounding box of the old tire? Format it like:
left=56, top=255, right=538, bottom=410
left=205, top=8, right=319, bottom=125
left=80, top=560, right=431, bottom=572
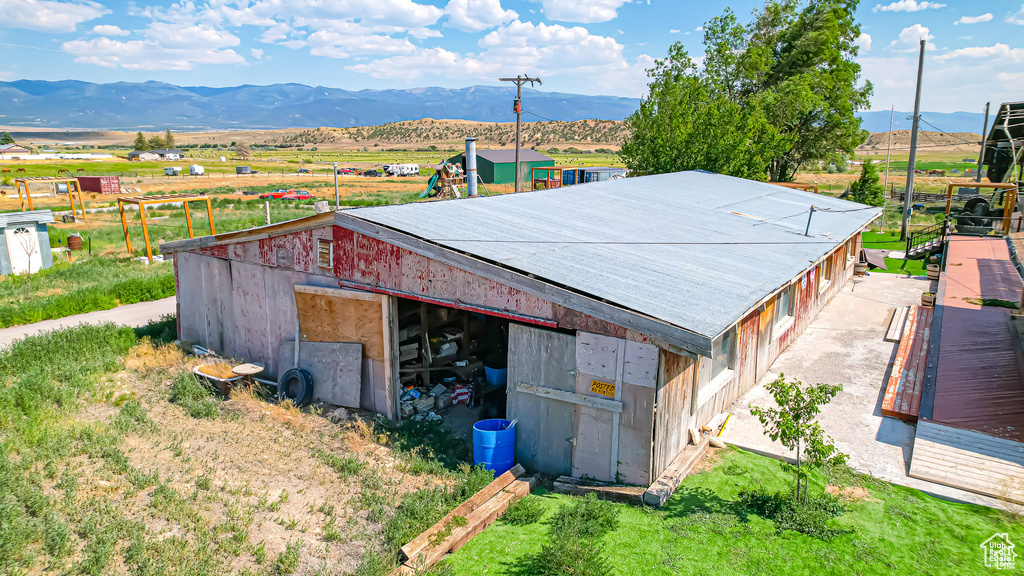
left=279, top=368, right=314, bottom=406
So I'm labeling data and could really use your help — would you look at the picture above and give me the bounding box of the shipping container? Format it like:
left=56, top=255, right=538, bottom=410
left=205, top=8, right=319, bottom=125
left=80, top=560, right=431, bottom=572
left=77, top=176, right=121, bottom=195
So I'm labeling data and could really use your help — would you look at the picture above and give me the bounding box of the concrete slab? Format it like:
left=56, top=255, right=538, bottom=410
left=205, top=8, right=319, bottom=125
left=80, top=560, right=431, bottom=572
left=721, top=273, right=1022, bottom=511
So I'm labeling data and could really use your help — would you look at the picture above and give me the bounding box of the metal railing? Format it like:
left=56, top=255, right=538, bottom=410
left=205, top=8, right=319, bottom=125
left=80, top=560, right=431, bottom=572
left=906, top=217, right=951, bottom=259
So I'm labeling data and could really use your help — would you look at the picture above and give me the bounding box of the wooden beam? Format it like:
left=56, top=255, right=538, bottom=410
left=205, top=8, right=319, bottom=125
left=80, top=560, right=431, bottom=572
left=206, top=196, right=215, bottom=234
left=139, top=203, right=153, bottom=262
left=398, top=464, right=524, bottom=564
left=73, top=179, right=86, bottom=222
left=184, top=200, right=194, bottom=238
left=118, top=199, right=132, bottom=255
left=642, top=437, right=709, bottom=507
left=333, top=211, right=714, bottom=356
left=293, top=284, right=383, bottom=301
left=514, top=381, right=622, bottom=413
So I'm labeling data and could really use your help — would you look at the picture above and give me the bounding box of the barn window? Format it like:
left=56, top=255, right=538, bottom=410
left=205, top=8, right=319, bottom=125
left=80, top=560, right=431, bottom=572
left=818, top=255, right=833, bottom=294
left=773, top=283, right=796, bottom=333
left=701, top=326, right=736, bottom=385
left=317, top=239, right=332, bottom=269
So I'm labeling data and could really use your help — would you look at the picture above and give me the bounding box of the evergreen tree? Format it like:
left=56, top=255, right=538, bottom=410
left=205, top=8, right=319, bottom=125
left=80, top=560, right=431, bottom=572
left=849, top=160, right=885, bottom=206
left=0, top=132, right=14, bottom=145
left=148, top=136, right=166, bottom=150
left=164, top=128, right=175, bottom=148
left=133, top=132, right=149, bottom=151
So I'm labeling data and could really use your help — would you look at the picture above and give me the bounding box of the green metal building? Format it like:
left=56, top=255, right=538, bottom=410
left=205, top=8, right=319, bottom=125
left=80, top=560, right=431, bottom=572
left=448, top=149, right=554, bottom=185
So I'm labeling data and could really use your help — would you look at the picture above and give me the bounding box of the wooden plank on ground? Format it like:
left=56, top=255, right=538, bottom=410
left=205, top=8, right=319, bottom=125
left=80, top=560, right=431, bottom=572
left=881, top=306, right=919, bottom=420
left=909, top=420, right=1024, bottom=504
left=552, top=476, right=645, bottom=505
left=885, top=306, right=910, bottom=343
left=642, top=437, right=709, bottom=507
left=398, top=464, right=523, bottom=564
left=396, top=477, right=536, bottom=575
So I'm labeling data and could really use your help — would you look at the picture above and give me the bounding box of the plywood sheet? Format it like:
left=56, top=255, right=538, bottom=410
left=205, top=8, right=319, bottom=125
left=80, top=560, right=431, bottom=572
left=507, top=323, right=576, bottom=477
left=300, top=342, right=363, bottom=407
left=617, top=382, right=655, bottom=485
left=231, top=260, right=269, bottom=363
left=294, top=290, right=385, bottom=362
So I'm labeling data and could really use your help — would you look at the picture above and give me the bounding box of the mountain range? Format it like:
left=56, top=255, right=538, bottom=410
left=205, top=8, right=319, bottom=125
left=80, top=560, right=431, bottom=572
left=0, top=80, right=988, bottom=134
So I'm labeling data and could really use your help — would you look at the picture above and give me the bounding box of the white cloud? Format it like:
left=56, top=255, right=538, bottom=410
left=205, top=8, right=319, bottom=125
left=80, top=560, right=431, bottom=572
left=1009, top=4, right=1024, bottom=25
left=669, top=28, right=680, bottom=34
left=934, top=43, right=1024, bottom=62
left=92, top=24, right=128, bottom=36
left=62, top=21, right=244, bottom=70
left=694, top=26, right=703, bottom=32
left=0, top=0, right=107, bottom=33
left=887, top=24, right=935, bottom=52
left=531, top=0, right=630, bottom=24
left=855, top=32, right=872, bottom=52
left=444, top=0, right=517, bottom=32
left=954, top=13, right=992, bottom=25
left=307, top=28, right=416, bottom=59
left=873, top=1, right=946, bottom=12
left=348, top=20, right=654, bottom=96
left=250, top=48, right=264, bottom=59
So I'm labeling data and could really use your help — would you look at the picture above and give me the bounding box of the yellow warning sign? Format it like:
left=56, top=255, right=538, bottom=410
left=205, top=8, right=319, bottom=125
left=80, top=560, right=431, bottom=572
left=590, top=379, right=616, bottom=398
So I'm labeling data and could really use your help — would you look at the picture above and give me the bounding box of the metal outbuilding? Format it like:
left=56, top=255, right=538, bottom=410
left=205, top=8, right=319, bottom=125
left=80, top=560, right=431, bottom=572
left=0, top=210, right=54, bottom=275
left=163, top=171, right=879, bottom=494
left=447, top=149, right=554, bottom=185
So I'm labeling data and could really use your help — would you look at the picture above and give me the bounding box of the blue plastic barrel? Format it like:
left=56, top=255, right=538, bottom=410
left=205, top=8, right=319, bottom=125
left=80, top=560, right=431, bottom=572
left=484, top=366, right=507, bottom=387
left=473, top=419, right=515, bottom=476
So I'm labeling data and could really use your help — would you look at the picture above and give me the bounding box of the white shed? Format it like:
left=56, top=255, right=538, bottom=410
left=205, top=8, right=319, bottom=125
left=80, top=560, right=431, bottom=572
left=0, top=210, right=54, bottom=275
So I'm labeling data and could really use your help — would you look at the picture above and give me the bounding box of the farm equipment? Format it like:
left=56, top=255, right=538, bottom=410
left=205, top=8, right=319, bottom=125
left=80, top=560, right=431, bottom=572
left=943, top=182, right=1020, bottom=235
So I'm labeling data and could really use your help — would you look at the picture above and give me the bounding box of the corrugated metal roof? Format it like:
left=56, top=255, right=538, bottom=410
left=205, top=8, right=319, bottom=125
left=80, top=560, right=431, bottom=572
left=348, top=171, right=880, bottom=339
left=471, top=149, right=552, bottom=164
left=0, top=210, right=54, bottom=227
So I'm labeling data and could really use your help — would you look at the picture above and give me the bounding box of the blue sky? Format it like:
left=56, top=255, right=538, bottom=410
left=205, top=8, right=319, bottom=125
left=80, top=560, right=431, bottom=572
left=0, top=0, right=1021, bottom=113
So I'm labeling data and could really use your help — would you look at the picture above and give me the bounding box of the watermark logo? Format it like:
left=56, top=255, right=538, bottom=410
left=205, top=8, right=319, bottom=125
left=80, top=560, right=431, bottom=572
left=981, top=533, right=1017, bottom=570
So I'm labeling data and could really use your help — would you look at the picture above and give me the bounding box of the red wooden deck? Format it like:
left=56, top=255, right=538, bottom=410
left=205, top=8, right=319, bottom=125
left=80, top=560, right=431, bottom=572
left=929, top=236, right=1024, bottom=442
left=882, top=305, right=933, bottom=421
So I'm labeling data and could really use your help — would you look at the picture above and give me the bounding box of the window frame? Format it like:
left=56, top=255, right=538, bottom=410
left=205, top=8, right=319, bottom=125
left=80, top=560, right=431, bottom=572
left=818, top=255, right=833, bottom=294
left=773, top=283, right=796, bottom=336
left=317, top=238, right=333, bottom=269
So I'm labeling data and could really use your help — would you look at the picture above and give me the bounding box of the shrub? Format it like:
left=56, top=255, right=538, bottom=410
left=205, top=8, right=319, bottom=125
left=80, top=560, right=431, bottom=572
left=523, top=494, right=620, bottom=576
left=739, top=488, right=845, bottom=540
left=169, top=372, right=219, bottom=419
left=501, top=495, right=545, bottom=526
left=275, top=540, right=302, bottom=575
left=382, top=465, right=493, bottom=551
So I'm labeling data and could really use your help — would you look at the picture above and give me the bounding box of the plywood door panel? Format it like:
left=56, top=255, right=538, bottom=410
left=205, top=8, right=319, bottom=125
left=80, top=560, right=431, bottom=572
left=573, top=332, right=658, bottom=482
left=301, top=342, right=363, bottom=407
left=617, top=382, right=656, bottom=484
left=506, top=323, right=576, bottom=477
left=264, top=267, right=302, bottom=377
left=294, top=291, right=385, bottom=361
left=653, top=351, right=694, bottom=477
left=205, top=255, right=235, bottom=357
left=175, top=251, right=205, bottom=345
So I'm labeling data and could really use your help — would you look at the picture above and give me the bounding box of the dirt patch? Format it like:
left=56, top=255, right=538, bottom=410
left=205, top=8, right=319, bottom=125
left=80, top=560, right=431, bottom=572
left=690, top=446, right=723, bottom=474
left=825, top=485, right=880, bottom=502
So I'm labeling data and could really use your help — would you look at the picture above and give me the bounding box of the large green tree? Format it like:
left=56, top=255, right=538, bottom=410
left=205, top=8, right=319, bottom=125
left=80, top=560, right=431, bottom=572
left=622, top=0, right=871, bottom=181
left=0, top=132, right=14, bottom=145
left=164, top=128, right=175, bottom=148
left=849, top=160, right=884, bottom=206
left=133, top=131, right=149, bottom=151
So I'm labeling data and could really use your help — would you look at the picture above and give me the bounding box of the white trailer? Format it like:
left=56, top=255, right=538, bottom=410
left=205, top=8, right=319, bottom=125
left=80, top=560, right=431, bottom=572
left=189, top=164, right=205, bottom=175
left=384, top=163, right=420, bottom=177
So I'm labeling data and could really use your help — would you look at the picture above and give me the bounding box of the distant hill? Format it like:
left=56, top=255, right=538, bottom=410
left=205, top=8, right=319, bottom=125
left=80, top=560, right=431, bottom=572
left=0, top=80, right=642, bottom=130
left=856, top=110, right=987, bottom=135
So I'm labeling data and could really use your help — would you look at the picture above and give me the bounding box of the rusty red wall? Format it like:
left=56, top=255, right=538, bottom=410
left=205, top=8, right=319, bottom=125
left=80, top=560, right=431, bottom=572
left=693, top=232, right=862, bottom=427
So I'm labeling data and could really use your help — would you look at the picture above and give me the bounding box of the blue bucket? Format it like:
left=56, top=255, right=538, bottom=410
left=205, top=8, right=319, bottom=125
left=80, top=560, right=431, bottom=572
left=473, top=419, right=515, bottom=476
left=484, top=366, right=507, bottom=387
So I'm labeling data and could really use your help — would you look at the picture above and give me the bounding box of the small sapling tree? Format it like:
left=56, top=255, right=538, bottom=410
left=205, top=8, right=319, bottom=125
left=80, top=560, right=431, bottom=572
left=750, top=373, right=846, bottom=501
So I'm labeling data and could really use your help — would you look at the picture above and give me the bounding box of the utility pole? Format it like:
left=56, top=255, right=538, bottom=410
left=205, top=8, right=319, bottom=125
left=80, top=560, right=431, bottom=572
left=499, top=74, right=541, bottom=193
left=975, top=102, right=990, bottom=183
left=901, top=39, right=926, bottom=241
left=883, top=105, right=894, bottom=192
left=332, top=161, right=340, bottom=210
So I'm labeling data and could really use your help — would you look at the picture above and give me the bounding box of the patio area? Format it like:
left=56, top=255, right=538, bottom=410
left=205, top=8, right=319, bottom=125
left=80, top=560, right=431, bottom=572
left=720, top=272, right=1016, bottom=508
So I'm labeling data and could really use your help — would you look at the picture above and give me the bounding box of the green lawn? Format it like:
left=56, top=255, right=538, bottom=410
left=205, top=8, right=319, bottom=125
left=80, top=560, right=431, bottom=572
left=861, top=230, right=927, bottom=276
left=443, top=448, right=1022, bottom=576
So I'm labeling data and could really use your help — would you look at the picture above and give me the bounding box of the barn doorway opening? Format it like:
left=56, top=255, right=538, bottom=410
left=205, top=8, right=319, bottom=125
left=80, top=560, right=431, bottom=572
left=395, top=298, right=511, bottom=442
